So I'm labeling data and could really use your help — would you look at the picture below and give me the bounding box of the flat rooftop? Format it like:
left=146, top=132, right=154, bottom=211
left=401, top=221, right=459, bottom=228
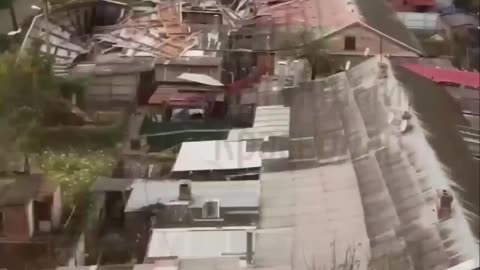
left=125, top=180, right=260, bottom=212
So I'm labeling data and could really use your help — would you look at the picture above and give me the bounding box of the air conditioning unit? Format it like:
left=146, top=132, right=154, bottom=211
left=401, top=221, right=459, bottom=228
left=202, top=200, right=220, bottom=219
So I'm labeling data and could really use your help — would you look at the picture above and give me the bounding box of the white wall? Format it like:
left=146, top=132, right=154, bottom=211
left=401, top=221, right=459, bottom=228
left=26, top=200, right=34, bottom=237
left=51, top=186, right=63, bottom=229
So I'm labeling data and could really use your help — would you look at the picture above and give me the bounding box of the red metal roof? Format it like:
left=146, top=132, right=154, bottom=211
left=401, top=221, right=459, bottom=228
left=402, top=64, right=480, bottom=90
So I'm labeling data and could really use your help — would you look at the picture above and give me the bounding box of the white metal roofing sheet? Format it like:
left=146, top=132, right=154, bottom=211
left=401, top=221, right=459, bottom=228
left=227, top=106, right=290, bottom=141
left=177, top=73, right=224, bottom=86
left=147, top=228, right=252, bottom=259
left=172, top=140, right=262, bottom=172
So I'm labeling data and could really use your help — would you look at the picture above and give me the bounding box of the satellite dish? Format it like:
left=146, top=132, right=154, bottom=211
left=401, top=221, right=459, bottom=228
left=345, top=60, right=351, bottom=71
left=400, top=119, right=410, bottom=133
left=387, top=111, right=395, bottom=124
left=364, top=47, right=370, bottom=56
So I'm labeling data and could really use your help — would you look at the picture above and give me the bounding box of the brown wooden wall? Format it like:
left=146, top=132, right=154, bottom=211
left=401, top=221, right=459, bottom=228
left=1, top=205, right=30, bottom=241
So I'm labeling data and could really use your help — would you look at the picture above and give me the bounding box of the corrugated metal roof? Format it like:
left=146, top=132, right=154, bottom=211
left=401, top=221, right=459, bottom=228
left=228, top=105, right=290, bottom=141
left=252, top=56, right=479, bottom=270
left=125, top=180, right=260, bottom=212
left=402, top=64, right=480, bottom=89
left=177, top=73, right=224, bottom=86
left=146, top=227, right=253, bottom=259
left=255, top=165, right=370, bottom=270
left=172, top=140, right=262, bottom=172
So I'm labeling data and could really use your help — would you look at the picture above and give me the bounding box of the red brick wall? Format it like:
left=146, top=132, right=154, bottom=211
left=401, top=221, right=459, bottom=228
left=2, top=205, right=30, bottom=241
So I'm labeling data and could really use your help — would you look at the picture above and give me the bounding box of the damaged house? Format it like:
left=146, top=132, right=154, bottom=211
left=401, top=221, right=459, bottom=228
left=0, top=174, right=63, bottom=270
left=20, top=0, right=229, bottom=112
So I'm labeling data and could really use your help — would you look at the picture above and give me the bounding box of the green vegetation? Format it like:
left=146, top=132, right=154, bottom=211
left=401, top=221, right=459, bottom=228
left=38, top=150, right=115, bottom=207
left=37, top=113, right=127, bottom=150
left=0, top=51, right=59, bottom=171
left=0, top=51, right=123, bottom=171
left=0, top=50, right=122, bottom=209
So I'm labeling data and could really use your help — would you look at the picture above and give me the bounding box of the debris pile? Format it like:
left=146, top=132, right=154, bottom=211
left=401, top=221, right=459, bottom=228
left=93, top=3, right=198, bottom=58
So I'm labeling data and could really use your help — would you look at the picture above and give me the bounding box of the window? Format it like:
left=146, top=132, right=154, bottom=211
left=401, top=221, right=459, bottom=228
left=344, top=36, right=356, bottom=51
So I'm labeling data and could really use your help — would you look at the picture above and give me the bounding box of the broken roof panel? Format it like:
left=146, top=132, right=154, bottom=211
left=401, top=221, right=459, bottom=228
left=21, top=1, right=200, bottom=77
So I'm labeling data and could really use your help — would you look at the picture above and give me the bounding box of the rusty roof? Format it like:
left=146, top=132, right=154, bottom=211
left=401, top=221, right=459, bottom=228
left=252, top=0, right=422, bottom=53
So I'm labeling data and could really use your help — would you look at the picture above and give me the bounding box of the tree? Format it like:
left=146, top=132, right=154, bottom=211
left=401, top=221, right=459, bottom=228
left=0, top=0, right=19, bottom=30
left=0, top=51, right=77, bottom=172
left=38, top=150, right=115, bottom=207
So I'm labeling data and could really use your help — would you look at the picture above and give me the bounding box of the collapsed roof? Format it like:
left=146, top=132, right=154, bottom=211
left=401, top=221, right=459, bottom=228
left=93, top=3, right=196, bottom=58
left=20, top=0, right=221, bottom=77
